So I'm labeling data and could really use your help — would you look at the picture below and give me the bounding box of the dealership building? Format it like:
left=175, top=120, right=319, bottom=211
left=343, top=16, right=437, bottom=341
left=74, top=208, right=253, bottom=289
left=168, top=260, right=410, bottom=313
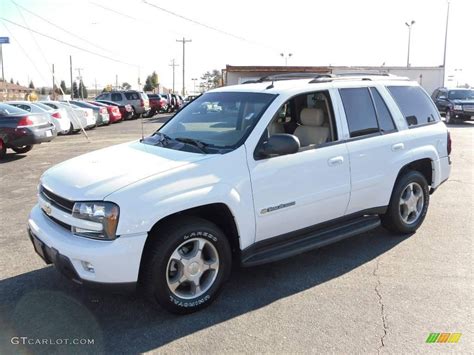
left=223, top=65, right=444, bottom=95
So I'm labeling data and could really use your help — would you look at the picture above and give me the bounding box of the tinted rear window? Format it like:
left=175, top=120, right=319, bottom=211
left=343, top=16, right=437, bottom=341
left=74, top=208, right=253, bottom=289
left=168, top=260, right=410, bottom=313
left=369, top=88, right=396, bottom=132
left=387, top=86, right=439, bottom=126
left=0, top=103, right=28, bottom=115
left=125, top=92, right=140, bottom=100
left=340, top=88, right=379, bottom=138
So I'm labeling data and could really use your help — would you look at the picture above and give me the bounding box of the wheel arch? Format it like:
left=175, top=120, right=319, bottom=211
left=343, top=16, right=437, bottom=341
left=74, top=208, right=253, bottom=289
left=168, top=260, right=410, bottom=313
left=395, top=158, right=433, bottom=188
left=138, top=203, right=241, bottom=282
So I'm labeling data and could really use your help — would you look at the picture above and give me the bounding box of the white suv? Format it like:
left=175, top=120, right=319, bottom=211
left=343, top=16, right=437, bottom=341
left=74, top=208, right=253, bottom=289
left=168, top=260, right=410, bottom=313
left=28, top=73, right=451, bottom=314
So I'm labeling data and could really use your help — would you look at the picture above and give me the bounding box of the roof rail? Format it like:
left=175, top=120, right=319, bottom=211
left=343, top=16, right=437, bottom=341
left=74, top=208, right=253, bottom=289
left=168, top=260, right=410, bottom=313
left=255, top=72, right=334, bottom=83
left=309, top=73, right=409, bottom=83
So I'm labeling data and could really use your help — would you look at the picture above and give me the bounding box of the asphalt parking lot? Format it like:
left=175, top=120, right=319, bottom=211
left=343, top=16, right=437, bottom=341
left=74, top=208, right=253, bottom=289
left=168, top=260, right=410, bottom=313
left=0, top=117, right=472, bottom=354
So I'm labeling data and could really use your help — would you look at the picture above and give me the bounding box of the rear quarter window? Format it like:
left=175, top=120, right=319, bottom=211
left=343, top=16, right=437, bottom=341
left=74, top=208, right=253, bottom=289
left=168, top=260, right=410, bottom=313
left=111, top=93, right=122, bottom=101
left=125, top=92, right=140, bottom=100
left=387, top=86, right=440, bottom=127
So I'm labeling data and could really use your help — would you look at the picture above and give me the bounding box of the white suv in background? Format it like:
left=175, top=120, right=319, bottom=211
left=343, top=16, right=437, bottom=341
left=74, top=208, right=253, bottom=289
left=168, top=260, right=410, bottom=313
left=28, top=73, right=451, bottom=314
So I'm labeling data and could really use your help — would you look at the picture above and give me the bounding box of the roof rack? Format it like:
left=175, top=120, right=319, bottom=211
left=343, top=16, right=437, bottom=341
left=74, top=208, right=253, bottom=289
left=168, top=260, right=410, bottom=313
left=309, top=73, right=409, bottom=83
left=255, top=72, right=334, bottom=83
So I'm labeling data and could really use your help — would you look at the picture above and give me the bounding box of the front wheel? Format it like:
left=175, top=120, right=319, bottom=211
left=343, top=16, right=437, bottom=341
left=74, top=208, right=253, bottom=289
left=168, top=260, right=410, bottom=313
left=0, top=139, right=6, bottom=159
left=141, top=217, right=232, bottom=314
left=382, top=170, right=429, bottom=234
left=12, top=145, right=33, bottom=154
left=445, top=109, right=454, bottom=124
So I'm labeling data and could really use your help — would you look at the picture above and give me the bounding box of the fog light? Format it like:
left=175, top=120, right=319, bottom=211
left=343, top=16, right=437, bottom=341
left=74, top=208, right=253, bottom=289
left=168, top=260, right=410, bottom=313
left=81, top=261, right=95, bottom=273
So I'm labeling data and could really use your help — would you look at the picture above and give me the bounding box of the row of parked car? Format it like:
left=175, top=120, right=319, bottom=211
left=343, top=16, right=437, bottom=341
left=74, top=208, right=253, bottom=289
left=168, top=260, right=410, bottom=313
left=0, top=89, right=195, bottom=160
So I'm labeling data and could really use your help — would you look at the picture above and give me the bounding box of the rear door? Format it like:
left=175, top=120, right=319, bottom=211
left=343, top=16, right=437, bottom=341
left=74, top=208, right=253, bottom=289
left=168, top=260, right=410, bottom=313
left=338, top=86, right=411, bottom=214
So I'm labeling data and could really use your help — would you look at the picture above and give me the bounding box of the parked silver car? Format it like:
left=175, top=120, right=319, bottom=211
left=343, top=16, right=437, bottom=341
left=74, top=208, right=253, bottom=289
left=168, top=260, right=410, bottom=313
left=6, top=101, right=71, bottom=134
left=41, top=101, right=97, bottom=132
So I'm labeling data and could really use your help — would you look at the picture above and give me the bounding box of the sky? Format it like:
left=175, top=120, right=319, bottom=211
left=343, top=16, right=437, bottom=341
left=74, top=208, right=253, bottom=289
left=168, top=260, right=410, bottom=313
left=0, top=0, right=472, bottom=94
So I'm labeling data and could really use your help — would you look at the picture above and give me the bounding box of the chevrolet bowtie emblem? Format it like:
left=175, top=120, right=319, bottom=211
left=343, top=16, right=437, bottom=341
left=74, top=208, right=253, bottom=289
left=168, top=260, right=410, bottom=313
left=43, top=203, right=52, bottom=216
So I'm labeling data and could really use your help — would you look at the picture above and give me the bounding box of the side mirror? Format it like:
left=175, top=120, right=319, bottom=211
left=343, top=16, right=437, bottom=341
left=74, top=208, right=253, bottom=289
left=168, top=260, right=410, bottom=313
left=257, top=134, right=300, bottom=158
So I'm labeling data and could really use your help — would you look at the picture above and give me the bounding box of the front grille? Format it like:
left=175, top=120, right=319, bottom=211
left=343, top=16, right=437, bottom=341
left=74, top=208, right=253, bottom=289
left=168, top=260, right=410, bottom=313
left=463, top=105, right=474, bottom=112
left=42, top=209, right=72, bottom=231
left=40, top=185, right=75, bottom=213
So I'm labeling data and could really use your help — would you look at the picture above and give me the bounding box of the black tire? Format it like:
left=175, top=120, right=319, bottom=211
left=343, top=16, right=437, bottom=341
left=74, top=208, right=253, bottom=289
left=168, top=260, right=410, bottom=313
left=68, top=122, right=74, bottom=135
left=141, top=217, right=232, bottom=314
left=0, top=139, right=6, bottom=159
left=381, top=170, right=430, bottom=234
left=445, top=109, right=454, bottom=124
left=12, top=145, right=33, bottom=154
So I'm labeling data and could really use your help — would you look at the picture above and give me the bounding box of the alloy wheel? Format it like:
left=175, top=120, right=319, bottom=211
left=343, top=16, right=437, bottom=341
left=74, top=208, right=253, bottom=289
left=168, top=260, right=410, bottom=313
left=166, top=238, right=219, bottom=300
left=399, top=182, right=424, bottom=224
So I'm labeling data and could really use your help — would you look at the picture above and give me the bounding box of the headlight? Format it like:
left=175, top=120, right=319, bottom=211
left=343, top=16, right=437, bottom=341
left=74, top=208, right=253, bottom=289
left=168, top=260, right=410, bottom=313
left=72, top=201, right=120, bottom=240
left=453, top=105, right=463, bottom=111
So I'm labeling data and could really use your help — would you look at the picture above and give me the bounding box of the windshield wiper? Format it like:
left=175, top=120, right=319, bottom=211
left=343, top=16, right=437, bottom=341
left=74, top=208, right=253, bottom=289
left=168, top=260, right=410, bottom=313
left=174, top=137, right=210, bottom=153
left=141, top=132, right=172, bottom=145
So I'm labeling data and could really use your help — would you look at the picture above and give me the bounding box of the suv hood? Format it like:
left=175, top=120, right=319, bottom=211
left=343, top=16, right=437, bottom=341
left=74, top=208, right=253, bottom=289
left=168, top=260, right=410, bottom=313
left=452, top=99, right=474, bottom=104
left=41, top=141, right=212, bottom=201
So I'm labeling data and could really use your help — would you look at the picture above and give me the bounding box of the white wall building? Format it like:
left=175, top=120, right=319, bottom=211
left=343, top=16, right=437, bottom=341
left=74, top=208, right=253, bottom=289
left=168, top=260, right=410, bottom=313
left=223, top=65, right=444, bottom=95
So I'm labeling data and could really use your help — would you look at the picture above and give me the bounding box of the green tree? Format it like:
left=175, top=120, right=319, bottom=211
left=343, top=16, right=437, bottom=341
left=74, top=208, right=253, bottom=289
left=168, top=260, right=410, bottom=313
left=60, top=80, right=67, bottom=94
left=79, top=81, right=88, bottom=98
left=40, top=87, right=46, bottom=95
left=150, top=71, right=159, bottom=89
left=16, top=80, right=20, bottom=86
left=122, top=82, right=131, bottom=90
left=10, top=78, right=14, bottom=84
left=143, top=75, right=153, bottom=91
left=29, top=80, right=35, bottom=89
left=72, top=82, right=79, bottom=98
left=200, top=69, right=222, bottom=91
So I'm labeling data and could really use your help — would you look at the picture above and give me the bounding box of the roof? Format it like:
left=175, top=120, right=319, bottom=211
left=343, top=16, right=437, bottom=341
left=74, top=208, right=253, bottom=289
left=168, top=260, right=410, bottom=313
left=0, top=81, right=32, bottom=91
left=225, top=65, right=331, bottom=73
left=211, top=74, right=416, bottom=95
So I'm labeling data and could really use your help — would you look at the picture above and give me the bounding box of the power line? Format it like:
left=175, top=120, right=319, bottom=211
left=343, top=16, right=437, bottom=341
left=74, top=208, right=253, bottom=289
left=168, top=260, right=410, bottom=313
left=0, top=17, right=140, bottom=68
left=141, top=0, right=279, bottom=52
left=11, top=0, right=115, bottom=55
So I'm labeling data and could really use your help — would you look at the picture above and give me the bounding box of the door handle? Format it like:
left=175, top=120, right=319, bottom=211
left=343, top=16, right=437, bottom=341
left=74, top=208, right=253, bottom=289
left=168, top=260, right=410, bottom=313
left=392, top=143, right=405, bottom=152
left=328, top=156, right=344, bottom=166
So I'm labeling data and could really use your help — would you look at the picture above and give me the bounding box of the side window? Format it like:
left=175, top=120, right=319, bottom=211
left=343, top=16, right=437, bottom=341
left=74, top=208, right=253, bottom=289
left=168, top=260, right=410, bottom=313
left=111, top=93, right=122, bottom=101
left=125, top=93, right=139, bottom=100
left=387, top=86, right=439, bottom=127
left=339, top=88, right=379, bottom=138
left=369, top=88, right=396, bottom=132
left=262, top=90, right=336, bottom=149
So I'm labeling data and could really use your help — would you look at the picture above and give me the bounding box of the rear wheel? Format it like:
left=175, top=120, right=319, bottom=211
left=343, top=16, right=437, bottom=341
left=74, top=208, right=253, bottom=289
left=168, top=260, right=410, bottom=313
left=382, top=170, right=429, bottom=234
left=12, top=145, right=33, bottom=154
left=141, top=217, right=232, bottom=314
left=0, top=139, right=6, bottom=159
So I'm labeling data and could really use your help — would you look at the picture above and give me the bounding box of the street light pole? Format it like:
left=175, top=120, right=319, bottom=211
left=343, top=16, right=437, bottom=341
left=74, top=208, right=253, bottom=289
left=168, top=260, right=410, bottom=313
left=442, top=0, right=451, bottom=87
left=405, top=20, right=415, bottom=68
left=280, top=52, right=293, bottom=66
left=192, top=78, right=197, bottom=93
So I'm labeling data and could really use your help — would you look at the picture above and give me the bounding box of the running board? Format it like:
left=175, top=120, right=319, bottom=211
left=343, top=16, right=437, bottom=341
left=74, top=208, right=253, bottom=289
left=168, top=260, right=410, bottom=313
left=241, top=215, right=381, bottom=267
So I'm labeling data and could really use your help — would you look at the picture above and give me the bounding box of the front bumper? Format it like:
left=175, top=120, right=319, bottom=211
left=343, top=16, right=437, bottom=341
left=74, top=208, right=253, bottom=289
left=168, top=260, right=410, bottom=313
left=28, top=204, right=147, bottom=285
left=452, top=110, right=474, bottom=120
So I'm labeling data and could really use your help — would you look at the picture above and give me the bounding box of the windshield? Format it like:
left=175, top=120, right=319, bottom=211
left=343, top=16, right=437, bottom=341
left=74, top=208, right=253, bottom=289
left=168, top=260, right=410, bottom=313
left=32, top=102, right=54, bottom=111
left=448, top=90, right=474, bottom=100
left=151, top=92, right=276, bottom=151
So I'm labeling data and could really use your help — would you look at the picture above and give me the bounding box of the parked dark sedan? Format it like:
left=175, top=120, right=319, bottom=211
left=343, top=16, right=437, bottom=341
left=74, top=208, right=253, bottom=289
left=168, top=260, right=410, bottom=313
left=0, top=103, right=56, bottom=159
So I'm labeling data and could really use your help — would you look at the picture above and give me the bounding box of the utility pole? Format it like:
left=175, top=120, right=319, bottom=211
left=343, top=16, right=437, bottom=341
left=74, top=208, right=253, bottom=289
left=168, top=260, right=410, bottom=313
left=69, top=55, right=73, bottom=97
left=169, top=59, right=179, bottom=93
left=95, top=78, right=98, bottom=96
left=115, top=74, right=118, bottom=90
left=176, top=37, right=192, bottom=96
left=52, top=64, right=55, bottom=99
left=442, top=0, right=451, bottom=87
